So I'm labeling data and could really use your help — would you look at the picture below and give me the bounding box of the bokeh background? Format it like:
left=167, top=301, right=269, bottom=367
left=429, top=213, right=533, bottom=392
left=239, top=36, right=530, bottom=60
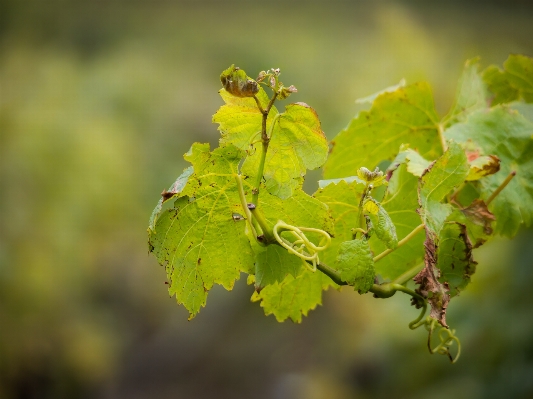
left=1, top=0, right=533, bottom=398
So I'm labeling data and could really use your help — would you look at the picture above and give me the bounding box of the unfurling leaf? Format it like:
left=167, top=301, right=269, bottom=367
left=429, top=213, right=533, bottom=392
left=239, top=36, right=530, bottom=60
left=363, top=198, right=398, bottom=249
left=333, top=239, right=375, bottom=293
left=357, top=167, right=387, bottom=187
left=278, top=85, right=298, bottom=100
left=220, top=65, right=259, bottom=97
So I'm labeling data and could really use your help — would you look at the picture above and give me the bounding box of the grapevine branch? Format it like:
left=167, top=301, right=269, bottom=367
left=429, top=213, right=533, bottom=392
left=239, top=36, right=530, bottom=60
left=251, top=92, right=278, bottom=206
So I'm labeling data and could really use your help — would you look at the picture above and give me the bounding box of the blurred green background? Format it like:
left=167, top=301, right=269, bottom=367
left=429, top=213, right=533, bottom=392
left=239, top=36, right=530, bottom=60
left=1, top=0, right=533, bottom=398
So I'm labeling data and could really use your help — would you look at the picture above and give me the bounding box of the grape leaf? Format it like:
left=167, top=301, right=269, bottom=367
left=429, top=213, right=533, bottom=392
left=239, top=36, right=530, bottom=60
left=148, top=144, right=254, bottom=319
left=501, top=54, right=533, bottom=102
left=254, top=244, right=303, bottom=289
left=415, top=142, right=470, bottom=327
left=483, top=66, right=520, bottom=106
left=483, top=55, right=533, bottom=105
left=371, top=164, right=425, bottom=280
left=313, top=180, right=366, bottom=267
left=437, top=222, right=478, bottom=298
left=445, top=106, right=533, bottom=237
left=418, top=141, right=469, bottom=235
left=363, top=198, right=398, bottom=249
left=242, top=103, right=328, bottom=199
left=324, top=82, right=442, bottom=179
left=213, top=87, right=276, bottom=150
left=444, top=58, right=488, bottom=126
left=251, top=268, right=335, bottom=323
left=449, top=200, right=495, bottom=248
left=333, top=239, right=374, bottom=293
left=213, top=82, right=328, bottom=199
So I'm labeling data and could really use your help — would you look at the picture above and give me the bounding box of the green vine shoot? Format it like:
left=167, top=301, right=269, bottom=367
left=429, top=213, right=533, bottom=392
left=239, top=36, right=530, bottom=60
left=148, top=56, right=533, bottom=363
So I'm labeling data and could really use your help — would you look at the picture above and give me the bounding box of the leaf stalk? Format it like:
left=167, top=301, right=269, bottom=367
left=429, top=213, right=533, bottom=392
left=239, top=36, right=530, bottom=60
left=373, top=224, right=425, bottom=263
left=486, top=170, right=516, bottom=205
left=251, top=93, right=279, bottom=205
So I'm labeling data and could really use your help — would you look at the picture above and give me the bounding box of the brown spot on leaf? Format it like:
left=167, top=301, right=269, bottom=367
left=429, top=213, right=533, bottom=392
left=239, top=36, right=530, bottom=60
left=466, top=149, right=480, bottom=162
left=161, top=189, right=177, bottom=201
left=460, top=199, right=496, bottom=236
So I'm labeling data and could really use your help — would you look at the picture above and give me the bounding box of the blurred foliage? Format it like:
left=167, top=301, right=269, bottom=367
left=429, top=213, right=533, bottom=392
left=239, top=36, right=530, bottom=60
left=1, top=0, right=533, bottom=398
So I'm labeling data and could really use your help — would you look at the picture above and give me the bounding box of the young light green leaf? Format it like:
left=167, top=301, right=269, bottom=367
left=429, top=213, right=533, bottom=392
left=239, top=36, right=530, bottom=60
left=371, top=164, right=425, bottom=280
left=324, top=82, right=442, bottom=179
left=445, top=106, right=533, bottom=237
left=213, top=87, right=277, bottom=150
left=251, top=268, right=335, bottom=323
left=363, top=197, right=398, bottom=249
left=437, top=222, right=477, bottom=297
left=242, top=103, right=328, bottom=199
left=214, top=86, right=328, bottom=199
left=148, top=144, right=254, bottom=319
left=333, top=239, right=374, bottom=293
left=444, top=58, right=488, bottom=126
left=419, top=141, right=470, bottom=234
